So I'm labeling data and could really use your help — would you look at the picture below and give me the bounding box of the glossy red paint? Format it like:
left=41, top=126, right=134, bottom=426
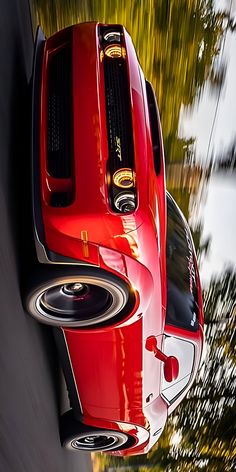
left=35, top=22, right=204, bottom=455
left=39, top=23, right=165, bottom=265
left=145, top=336, right=180, bottom=382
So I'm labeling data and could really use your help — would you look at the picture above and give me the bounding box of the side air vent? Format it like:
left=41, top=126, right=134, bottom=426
left=47, top=45, right=72, bottom=179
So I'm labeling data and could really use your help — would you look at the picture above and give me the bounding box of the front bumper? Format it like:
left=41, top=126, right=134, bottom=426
left=34, top=22, right=152, bottom=265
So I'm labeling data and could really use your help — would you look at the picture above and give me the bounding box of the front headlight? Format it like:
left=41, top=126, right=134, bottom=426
left=114, top=192, right=136, bottom=213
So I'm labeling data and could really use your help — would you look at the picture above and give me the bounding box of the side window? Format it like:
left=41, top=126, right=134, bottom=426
left=166, top=193, right=199, bottom=331
left=161, top=336, right=195, bottom=404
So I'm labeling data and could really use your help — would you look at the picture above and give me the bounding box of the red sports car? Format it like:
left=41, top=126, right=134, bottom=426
left=27, top=23, right=204, bottom=455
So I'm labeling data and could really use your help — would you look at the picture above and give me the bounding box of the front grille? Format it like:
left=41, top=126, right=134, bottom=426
left=47, top=46, right=72, bottom=178
left=104, top=57, right=134, bottom=175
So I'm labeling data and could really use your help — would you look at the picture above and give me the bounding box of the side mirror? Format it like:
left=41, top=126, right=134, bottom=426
left=163, top=356, right=179, bottom=383
left=145, top=336, right=179, bottom=383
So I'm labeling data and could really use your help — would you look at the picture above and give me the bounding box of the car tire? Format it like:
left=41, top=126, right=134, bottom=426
left=60, top=410, right=130, bottom=452
left=25, top=265, right=130, bottom=327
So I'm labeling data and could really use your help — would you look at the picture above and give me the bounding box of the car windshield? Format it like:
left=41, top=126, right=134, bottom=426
left=166, top=193, right=199, bottom=331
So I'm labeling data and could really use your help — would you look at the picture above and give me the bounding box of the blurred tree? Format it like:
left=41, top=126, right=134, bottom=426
left=213, top=138, right=236, bottom=172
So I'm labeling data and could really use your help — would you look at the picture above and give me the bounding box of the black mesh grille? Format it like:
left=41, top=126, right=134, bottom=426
left=104, top=57, right=134, bottom=174
left=47, top=46, right=72, bottom=178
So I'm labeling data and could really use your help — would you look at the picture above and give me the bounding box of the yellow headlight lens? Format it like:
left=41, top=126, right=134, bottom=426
left=104, top=44, right=126, bottom=59
left=113, top=169, right=135, bottom=188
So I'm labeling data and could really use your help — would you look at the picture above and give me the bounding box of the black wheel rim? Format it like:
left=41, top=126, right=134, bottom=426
left=38, top=282, right=112, bottom=321
left=72, top=434, right=117, bottom=450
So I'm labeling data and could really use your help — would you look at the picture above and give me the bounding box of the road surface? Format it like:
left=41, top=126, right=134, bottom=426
left=0, top=1, right=93, bottom=470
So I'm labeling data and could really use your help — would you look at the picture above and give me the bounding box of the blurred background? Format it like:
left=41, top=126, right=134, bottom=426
left=31, top=1, right=236, bottom=470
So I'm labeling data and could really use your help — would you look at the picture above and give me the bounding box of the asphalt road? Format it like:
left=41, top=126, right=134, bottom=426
left=0, top=1, right=92, bottom=471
